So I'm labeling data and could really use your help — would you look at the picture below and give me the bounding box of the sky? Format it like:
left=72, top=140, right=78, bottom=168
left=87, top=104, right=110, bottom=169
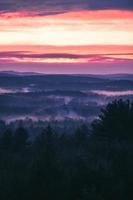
left=0, top=0, right=133, bottom=74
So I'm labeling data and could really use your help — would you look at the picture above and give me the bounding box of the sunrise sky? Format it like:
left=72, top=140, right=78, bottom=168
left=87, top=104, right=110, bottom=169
left=0, top=0, right=133, bottom=74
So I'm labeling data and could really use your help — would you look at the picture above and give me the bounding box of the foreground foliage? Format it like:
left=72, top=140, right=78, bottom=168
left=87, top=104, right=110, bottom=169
left=0, top=100, right=133, bottom=200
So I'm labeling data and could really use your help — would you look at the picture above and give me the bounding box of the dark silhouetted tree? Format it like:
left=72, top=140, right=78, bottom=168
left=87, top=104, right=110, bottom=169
left=75, top=124, right=89, bottom=144
left=29, top=125, right=62, bottom=200
left=92, top=99, right=133, bottom=140
left=0, top=120, right=6, bottom=135
left=13, top=127, right=29, bottom=152
left=1, top=129, right=13, bottom=151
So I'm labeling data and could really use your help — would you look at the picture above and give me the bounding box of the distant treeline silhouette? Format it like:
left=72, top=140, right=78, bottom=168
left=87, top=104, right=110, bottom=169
left=0, top=99, right=133, bottom=200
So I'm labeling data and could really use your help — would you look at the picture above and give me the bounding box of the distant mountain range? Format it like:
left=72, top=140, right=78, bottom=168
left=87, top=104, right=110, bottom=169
left=0, top=71, right=133, bottom=80
left=0, top=71, right=43, bottom=77
left=99, top=74, right=133, bottom=80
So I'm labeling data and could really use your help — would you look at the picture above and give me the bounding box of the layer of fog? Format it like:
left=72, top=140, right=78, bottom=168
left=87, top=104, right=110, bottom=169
left=0, top=87, right=30, bottom=95
left=91, top=90, right=133, bottom=96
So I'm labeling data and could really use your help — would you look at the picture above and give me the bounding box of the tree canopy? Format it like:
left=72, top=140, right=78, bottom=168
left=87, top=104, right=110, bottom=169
left=92, top=99, right=133, bottom=140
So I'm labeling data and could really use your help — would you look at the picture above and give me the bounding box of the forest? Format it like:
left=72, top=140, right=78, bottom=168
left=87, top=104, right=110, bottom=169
left=0, top=99, right=133, bottom=200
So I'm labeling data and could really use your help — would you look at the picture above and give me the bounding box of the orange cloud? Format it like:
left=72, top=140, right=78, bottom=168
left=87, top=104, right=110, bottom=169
left=0, top=10, right=133, bottom=46
left=52, top=10, right=133, bottom=21
left=0, top=47, right=132, bottom=64
left=0, top=44, right=133, bottom=55
left=1, top=10, right=133, bottom=20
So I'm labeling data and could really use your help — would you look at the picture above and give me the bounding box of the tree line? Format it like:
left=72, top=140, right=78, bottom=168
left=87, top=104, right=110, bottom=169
left=0, top=99, right=133, bottom=200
